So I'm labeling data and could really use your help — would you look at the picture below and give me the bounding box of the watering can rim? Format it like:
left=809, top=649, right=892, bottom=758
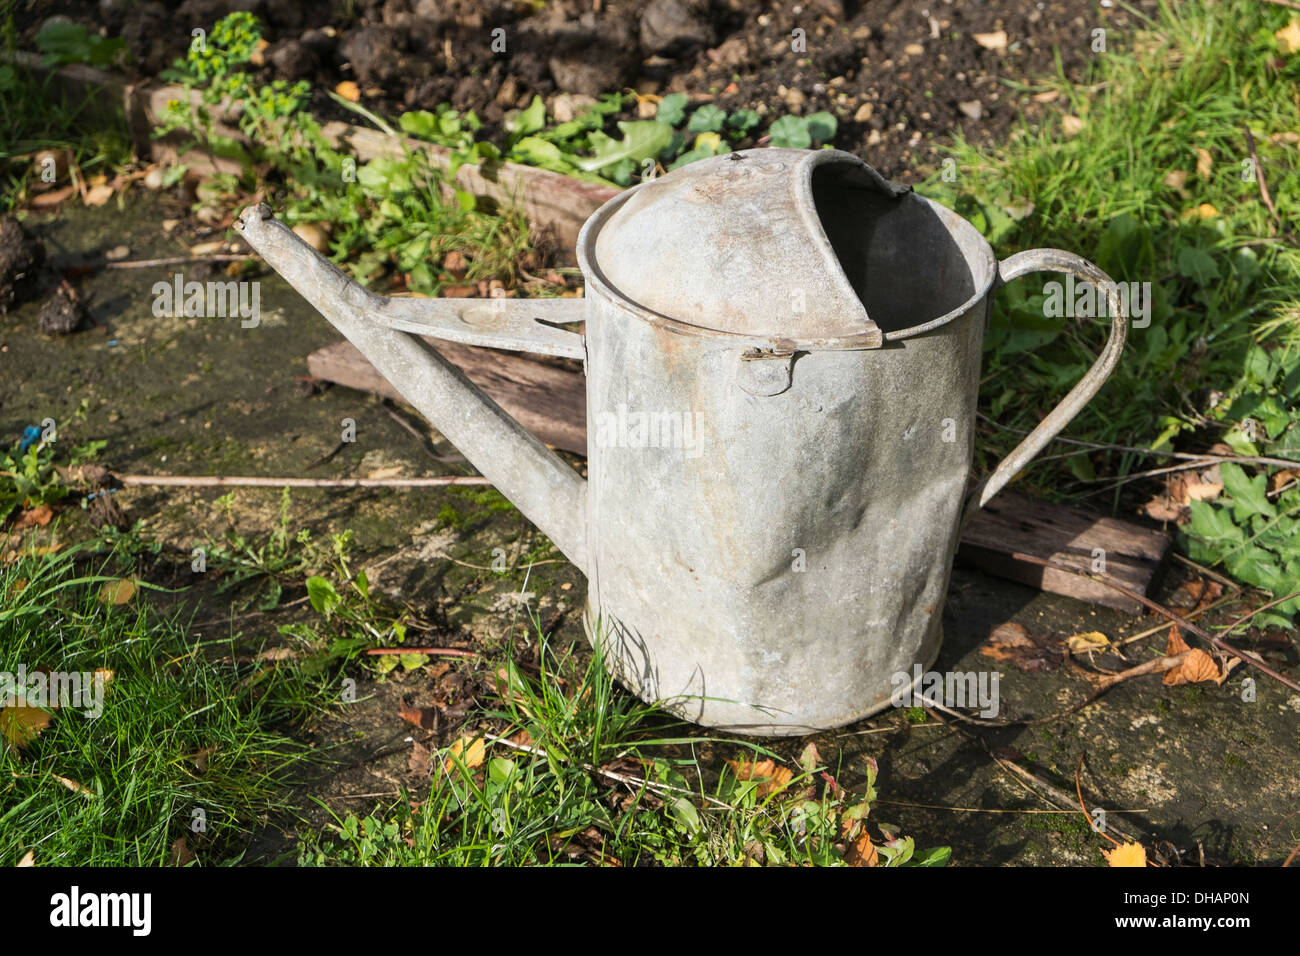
left=575, top=147, right=1000, bottom=351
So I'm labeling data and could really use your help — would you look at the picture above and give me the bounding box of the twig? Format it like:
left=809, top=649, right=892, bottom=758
left=1010, top=552, right=1300, bottom=693
left=364, top=647, right=477, bottom=658
left=105, top=255, right=256, bottom=269
left=191, top=595, right=309, bottom=628
left=1075, top=753, right=1126, bottom=850
left=117, top=473, right=491, bottom=489
left=1284, top=841, right=1300, bottom=868
left=1244, top=126, right=1288, bottom=239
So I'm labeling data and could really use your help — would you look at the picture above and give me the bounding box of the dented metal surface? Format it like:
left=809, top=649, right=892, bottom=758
left=238, top=148, right=1127, bottom=735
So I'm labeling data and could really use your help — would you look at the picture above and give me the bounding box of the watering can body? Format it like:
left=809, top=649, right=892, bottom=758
left=238, top=148, right=1127, bottom=735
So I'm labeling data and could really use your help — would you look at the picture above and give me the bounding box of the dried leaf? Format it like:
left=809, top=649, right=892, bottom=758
left=973, top=30, right=1008, bottom=53
left=443, top=736, right=486, bottom=773
left=1195, top=147, right=1213, bottom=181
left=13, top=505, right=54, bottom=530
left=169, top=836, right=196, bottom=867
left=1164, top=648, right=1221, bottom=686
left=981, top=622, right=1064, bottom=672
left=97, top=578, right=136, bottom=605
left=1275, top=18, right=1300, bottom=55
left=844, top=830, right=879, bottom=867
left=0, top=694, right=53, bottom=752
left=334, top=80, right=361, bottom=102
left=1032, top=89, right=1059, bottom=103
left=1104, top=841, right=1147, bottom=867
left=728, top=757, right=794, bottom=797
left=29, top=185, right=75, bottom=207
left=1163, top=169, right=1189, bottom=193
left=52, top=774, right=92, bottom=797
left=1061, top=115, right=1086, bottom=138
left=17, top=850, right=35, bottom=867
left=408, top=741, right=432, bottom=776
left=83, top=183, right=114, bottom=206
left=398, top=702, right=438, bottom=731
left=1067, top=631, right=1110, bottom=654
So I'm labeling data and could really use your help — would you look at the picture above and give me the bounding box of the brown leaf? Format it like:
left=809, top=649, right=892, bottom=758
left=844, top=830, right=879, bottom=867
left=29, top=185, right=75, bottom=207
left=0, top=695, right=53, bottom=752
left=13, top=505, right=54, bottom=529
left=17, top=850, right=35, bottom=867
left=192, top=745, right=219, bottom=773
left=52, top=774, right=92, bottom=797
left=408, top=741, right=432, bottom=776
left=1164, top=648, right=1221, bottom=686
left=97, top=578, right=136, bottom=605
left=398, top=702, right=439, bottom=731
left=334, top=80, right=361, bottom=102
left=981, top=622, right=1064, bottom=672
left=1195, top=147, right=1213, bottom=181
left=728, top=757, right=794, bottom=797
left=169, top=836, right=196, bottom=867
left=82, top=183, right=114, bottom=206
left=443, top=736, right=486, bottom=773
left=1104, top=841, right=1147, bottom=867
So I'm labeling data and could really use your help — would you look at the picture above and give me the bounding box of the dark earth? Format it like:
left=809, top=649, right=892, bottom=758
left=25, top=0, right=1150, bottom=180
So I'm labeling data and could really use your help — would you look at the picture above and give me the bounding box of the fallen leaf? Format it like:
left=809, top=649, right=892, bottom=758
left=443, top=736, right=486, bottom=774
left=29, top=185, right=75, bottom=207
left=408, top=741, right=431, bottom=776
left=1269, top=468, right=1300, bottom=495
left=1195, top=146, right=1213, bottom=181
left=981, top=622, right=1065, bottom=673
left=1067, top=631, right=1110, bottom=655
left=973, top=30, right=1008, bottom=53
left=52, top=774, right=92, bottom=797
left=13, top=505, right=54, bottom=530
left=83, top=183, right=114, bottom=206
left=1062, top=115, right=1086, bottom=138
left=844, top=829, right=879, bottom=866
left=334, top=80, right=361, bottom=102
left=17, top=851, right=34, bottom=867
left=97, top=578, right=136, bottom=605
left=441, top=284, right=476, bottom=298
left=1104, top=841, right=1147, bottom=867
left=1164, top=647, right=1221, bottom=685
left=0, top=694, right=53, bottom=752
left=192, top=745, right=219, bottom=773
left=1163, top=169, right=1189, bottom=193
left=1032, top=89, right=1060, bottom=103
left=1275, top=18, right=1300, bottom=55
left=254, top=646, right=297, bottom=662
left=398, top=702, right=438, bottom=731
left=169, top=836, right=196, bottom=867
left=728, top=757, right=794, bottom=797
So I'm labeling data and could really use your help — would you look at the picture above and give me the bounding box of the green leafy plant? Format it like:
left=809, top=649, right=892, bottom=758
left=35, top=20, right=126, bottom=69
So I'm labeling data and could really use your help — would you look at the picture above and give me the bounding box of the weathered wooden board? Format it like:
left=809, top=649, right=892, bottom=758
left=957, top=491, right=1171, bottom=613
left=307, top=339, right=586, bottom=454
left=309, top=337, right=1170, bottom=611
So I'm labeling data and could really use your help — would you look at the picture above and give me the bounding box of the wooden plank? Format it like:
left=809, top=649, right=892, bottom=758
left=958, top=491, right=1171, bottom=614
left=307, top=339, right=586, bottom=455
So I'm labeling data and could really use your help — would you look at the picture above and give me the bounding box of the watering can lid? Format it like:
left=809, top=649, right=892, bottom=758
left=586, top=148, right=911, bottom=348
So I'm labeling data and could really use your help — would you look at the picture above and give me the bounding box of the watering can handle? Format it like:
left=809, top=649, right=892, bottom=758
left=962, top=248, right=1129, bottom=523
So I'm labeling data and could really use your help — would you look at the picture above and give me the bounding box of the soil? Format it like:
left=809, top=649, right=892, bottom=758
left=27, top=0, right=1153, bottom=181
left=0, top=215, right=45, bottom=314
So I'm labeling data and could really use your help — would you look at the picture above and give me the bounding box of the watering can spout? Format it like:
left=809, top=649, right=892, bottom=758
left=236, top=204, right=589, bottom=573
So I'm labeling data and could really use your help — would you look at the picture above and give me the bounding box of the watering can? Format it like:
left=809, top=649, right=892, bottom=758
left=237, top=148, right=1127, bottom=735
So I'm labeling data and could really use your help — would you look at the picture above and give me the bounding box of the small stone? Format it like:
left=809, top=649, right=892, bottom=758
left=39, top=284, right=90, bottom=336
left=904, top=42, right=925, bottom=56
left=783, top=88, right=806, bottom=107
left=866, top=129, right=883, bottom=146
left=853, top=102, right=874, bottom=122
left=958, top=100, right=984, bottom=120
left=292, top=223, right=329, bottom=252
left=105, top=245, right=130, bottom=261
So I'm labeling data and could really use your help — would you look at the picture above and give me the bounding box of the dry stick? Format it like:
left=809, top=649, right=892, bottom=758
left=117, top=473, right=492, bottom=489
left=1284, top=841, right=1300, bottom=868
left=105, top=254, right=257, bottom=269
left=1117, top=593, right=1235, bottom=647
left=1074, top=753, right=1126, bottom=852
left=480, top=732, right=734, bottom=810
left=1011, top=552, right=1300, bottom=693
left=364, top=647, right=477, bottom=658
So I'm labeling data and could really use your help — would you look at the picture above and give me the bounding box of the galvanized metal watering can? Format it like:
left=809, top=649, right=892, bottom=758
left=237, top=148, right=1127, bottom=735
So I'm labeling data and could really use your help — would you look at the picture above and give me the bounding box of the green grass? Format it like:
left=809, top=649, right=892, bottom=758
left=923, top=0, right=1300, bottom=621
left=0, top=540, right=326, bottom=866
left=299, top=619, right=949, bottom=867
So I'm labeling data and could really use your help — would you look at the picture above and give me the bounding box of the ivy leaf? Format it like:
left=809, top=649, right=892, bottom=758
left=1176, top=246, right=1219, bottom=287
left=1220, top=463, right=1276, bottom=520
left=805, top=111, right=838, bottom=143
left=656, top=93, right=688, bottom=126
left=687, top=103, right=726, bottom=133
left=769, top=115, right=811, bottom=149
